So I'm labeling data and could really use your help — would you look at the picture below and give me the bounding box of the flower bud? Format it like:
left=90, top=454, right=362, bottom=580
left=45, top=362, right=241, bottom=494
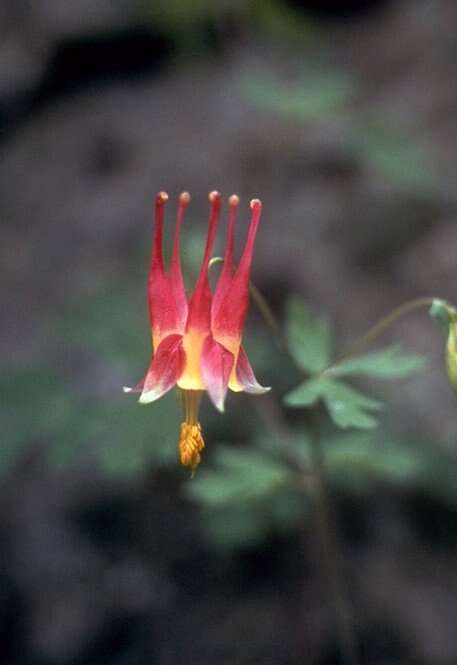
left=429, top=299, right=457, bottom=394
left=447, top=320, right=457, bottom=393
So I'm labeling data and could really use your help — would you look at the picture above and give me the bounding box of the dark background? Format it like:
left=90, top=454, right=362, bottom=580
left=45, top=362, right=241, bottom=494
left=1, top=1, right=457, bottom=664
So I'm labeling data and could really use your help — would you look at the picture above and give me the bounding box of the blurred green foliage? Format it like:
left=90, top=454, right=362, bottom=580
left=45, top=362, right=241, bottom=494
left=141, top=0, right=318, bottom=47
left=1, top=345, right=181, bottom=477
left=285, top=298, right=331, bottom=373
left=1, top=250, right=453, bottom=557
left=241, top=68, right=437, bottom=196
left=286, top=376, right=384, bottom=429
left=186, top=436, right=308, bottom=549
left=241, top=69, right=353, bottom=122
left=185, top=298, right=456, bottom=552
left=0, top=226, right=212, bottom=477
left=329, top=346, right=426, bottom=379
left=188, top=426, right=457, bottom=550
left=283, top=297, right=425, bottom=429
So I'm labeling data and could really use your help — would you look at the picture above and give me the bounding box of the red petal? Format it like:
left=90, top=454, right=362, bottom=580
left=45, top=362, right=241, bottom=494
left=212, top=194, right=238, bottom=321
left=235, top=346, right=270, bottom=394
left=170, top=192, right=190, bottom=330
left=148, top=193, right=187, bottom=346
left=186, top=191, right=221, bottom=333
left=201, top=335, right=234, bottom=412
left=212, top=199, right=262, bottom=340
left=139, top=334, right=185, bottom=403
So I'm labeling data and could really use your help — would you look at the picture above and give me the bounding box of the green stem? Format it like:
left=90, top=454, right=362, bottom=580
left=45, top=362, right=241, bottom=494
left=309, top=413, right=359, bottom=665
left=325, top=297, right=436, bottom=373
left=249, top=283, right=285, bottom=352
left=246, top=291, right=439, bottom=665
left=213, top=269, right=439, bottom=663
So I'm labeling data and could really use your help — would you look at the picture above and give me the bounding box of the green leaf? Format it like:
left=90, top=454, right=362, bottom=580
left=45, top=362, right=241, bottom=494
left=323, top=432, right=424, bottom=493
left=329, top=345, right=425, bottom=380
left=350, top=123, right=437, bottom=195
left=186, top=445, right=309, bottom=551
left=186, top=447, right=290, bottom=507
left=285, top=298, right=331, bottom=373
left=321, top=379, right=382, bottom=429
left=201, top=505, right=269, bottom=550
left=284, top=376, right=382, bottom=430
left=241, top=69, right=353, bottom=122
left=283, top=377, right=322, bottom=407
left=254, top=428, right=312, bottom=468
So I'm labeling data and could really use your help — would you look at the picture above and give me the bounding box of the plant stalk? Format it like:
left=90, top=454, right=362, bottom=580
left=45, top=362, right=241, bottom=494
left=308, top=412, right=359, bottom=665
left=326, top=297, right=436, bottom=372
left=240, top=288, right=439, bottom=665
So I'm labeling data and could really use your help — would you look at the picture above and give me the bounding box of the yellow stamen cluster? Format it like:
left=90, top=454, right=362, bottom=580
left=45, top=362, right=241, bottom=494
left=178, top=422, right=205, bottom=476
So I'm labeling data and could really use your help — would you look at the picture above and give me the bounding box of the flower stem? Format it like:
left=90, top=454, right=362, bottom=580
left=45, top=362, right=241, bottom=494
left=247, top=290, right=440, bottom=665
left=249, top=283, right=285, bottom=352
left=326, top=296, right=436, bottom=373
left=308, top=411, right=359, bottom=665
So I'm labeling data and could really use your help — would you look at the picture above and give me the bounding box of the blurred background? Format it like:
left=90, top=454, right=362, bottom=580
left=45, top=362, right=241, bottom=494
left=1, top=1, right=457, bottom=663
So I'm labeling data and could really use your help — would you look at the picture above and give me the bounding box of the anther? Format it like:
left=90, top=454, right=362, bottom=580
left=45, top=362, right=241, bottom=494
left=178, top=421, right=205, bottom=475
left=250, top=198, right=261, bottom=210
left=229, top=194, right=240, bottom=207
left=157, top=191, right=168, bottom=205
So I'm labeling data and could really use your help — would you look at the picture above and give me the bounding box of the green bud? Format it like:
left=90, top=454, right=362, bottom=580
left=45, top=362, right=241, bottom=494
left=429, top=299, right=457, bottom=393
left=429, top=298, right=456, bottom=333
left=447, top=321, right=457, bottom=393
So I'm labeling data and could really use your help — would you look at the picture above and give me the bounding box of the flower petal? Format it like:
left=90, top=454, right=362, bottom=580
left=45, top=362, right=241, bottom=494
left=169, top=192, right=190, bottom=329
left=123, top=377, right=145, bottom=394
left=186, top=191, right=221, bottom=334
left=233, top=345, right=270, bottom=394
left=139, top=334, right=185, bottom=404
left=212, top=194, right=238, bottom=320
left=148, top=193, right=187, bottom=349
left=212, top=199, right=262, bottom=341
left=200, top=335, right=234, bottom=412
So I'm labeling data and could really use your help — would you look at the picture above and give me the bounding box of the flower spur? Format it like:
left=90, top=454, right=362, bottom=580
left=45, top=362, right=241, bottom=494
left=124, top=191, right=269, bottom=474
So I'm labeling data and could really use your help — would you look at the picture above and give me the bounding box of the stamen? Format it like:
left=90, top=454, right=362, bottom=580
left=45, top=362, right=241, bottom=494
left=177, top=389, right=205, bottom=475
left=178, top=422, right=205, bottom=476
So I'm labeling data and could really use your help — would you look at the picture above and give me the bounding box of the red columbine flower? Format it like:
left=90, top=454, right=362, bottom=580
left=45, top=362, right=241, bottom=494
left=124, top=190, right=269, bottom=474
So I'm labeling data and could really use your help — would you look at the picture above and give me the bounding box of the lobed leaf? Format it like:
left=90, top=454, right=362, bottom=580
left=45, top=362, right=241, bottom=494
left=186, top=447, right=290, bottom=507
left=284, top=376, right=383, bottom=430
left=329, top=345, right=425, bottom=380
left=285, top=298, right=331, bottom=373
left=321, top=379, right=382, bottom=429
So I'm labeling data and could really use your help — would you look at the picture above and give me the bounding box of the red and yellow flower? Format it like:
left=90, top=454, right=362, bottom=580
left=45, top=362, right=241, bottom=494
left=124, top=191, right=269, bottom=473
